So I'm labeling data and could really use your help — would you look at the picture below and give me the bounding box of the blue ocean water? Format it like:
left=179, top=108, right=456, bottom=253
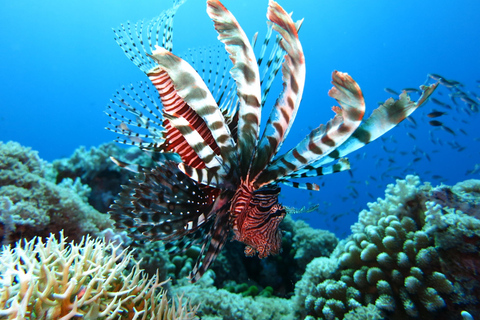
left=1, top=0, right=479, bottom=238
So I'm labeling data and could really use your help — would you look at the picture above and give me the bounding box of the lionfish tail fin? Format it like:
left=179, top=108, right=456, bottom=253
left=112, top=0, right=186, bottom=73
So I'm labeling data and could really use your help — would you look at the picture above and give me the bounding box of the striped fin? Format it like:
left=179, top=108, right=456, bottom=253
left=279, top=181, right=320, bottom=191
left=113, top=0, right=185, bottom=73
left=177, top=162, right=237, bottom=190
left=163, top=113, right=225, bottom=172
left=183, top=46, right=239, bottom=125
left=292, top=82, right=439, bottom=176
left=190, top=191, right=233, bottom=283
left=256, top=19, right=303, bottom=108
left=259, top=33, right=283, bottom=107
left=250, top=0, right=306, bottom=179
left=105, top=82, right=167, bottom=151
left=147, top=46, right=237, bottom=173
left=283, top=157, right=350, bottom=179
left=254, top=71, right=365, bottom=188
left=109, top=158, right=219, bottom=243
left=207, top=0, right=262, bottom=179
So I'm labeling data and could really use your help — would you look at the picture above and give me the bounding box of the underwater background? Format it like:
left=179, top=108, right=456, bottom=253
left=1, top=0, right=479, bottom=237
left=1, top=0, right=480, bottom=319
left=1, top=0, right=479, bottom=236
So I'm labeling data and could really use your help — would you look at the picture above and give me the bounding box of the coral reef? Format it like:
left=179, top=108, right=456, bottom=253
left=202, top=215, right=338, bottom=297
left=0, top=232, right=197, bottom=319
left=0, top=141, right=113, bottom=246
left=171, top=271, right=295, bottom=320
left=3, top=140, right=478, bottom=319
left=52, top=142, right=153, bottom=213
left=293, top=175, right=480, bottom=320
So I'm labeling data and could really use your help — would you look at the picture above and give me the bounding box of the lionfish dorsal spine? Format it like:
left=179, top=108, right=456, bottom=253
left=207, top=0, right=263, bottom=179
left=256, top=25, right=285, bottom=108
left=255, top=71, right=366, bottom=188
left=112, top=0, right=185, bottom=73
left=105, top=82, right=168, bottom=150
left=249, top=0, right=307, bottom=181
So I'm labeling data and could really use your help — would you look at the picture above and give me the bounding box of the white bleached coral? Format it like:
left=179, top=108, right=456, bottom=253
left=0, top=232, right=197, bottom=319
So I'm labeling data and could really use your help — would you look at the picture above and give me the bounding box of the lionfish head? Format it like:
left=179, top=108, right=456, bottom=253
left=232, top=186, right=285, bottom=258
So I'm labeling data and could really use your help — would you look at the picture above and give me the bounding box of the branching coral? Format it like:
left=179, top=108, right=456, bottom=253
left=0, top=232, right=198, bottom=319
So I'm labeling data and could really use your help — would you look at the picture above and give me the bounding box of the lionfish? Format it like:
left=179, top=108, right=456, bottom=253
left=106, top=0, right=437, bottom=282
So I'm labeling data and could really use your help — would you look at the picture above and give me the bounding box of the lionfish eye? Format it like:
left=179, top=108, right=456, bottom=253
left=270, top=208, right=285, bottom=217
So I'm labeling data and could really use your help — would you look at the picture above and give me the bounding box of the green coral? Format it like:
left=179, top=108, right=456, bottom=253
left=172, top=271, right=295, bottom=320
left=291, top=218, right=339, bottom=271
left=52, top=142, right=154, bottom=213
left=293, top=176, right=480, bottom=319
left=52, top=142, right=152, bottom=181
left=0, top=141, right=113, bottom=245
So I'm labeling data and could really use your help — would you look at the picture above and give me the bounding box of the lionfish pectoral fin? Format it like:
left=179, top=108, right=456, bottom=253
left=255, top=71, right=365, bottom=188
left=207, top=0, right=262, bottom=179
left=147, top=46, right=237, bottom=170
left=189, top=193, right=232, bottom=283
left=109, top=159, right=218, bottom=244
left=165, top=219, right=215, bottom=255
left=250, top=0, right=306, bottom=180
left=287, top=82, right=440, bottom=178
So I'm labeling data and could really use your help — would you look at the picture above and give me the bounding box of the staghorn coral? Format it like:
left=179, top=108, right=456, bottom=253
left=293, top=175, right=480, bottom=319
left=0, top=232, right=197, bottom=319
left=0, top=141, right=113, bottom=245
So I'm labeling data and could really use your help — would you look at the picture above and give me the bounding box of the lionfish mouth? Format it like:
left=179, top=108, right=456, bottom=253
left=106, top=0, right=438, bottom=282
